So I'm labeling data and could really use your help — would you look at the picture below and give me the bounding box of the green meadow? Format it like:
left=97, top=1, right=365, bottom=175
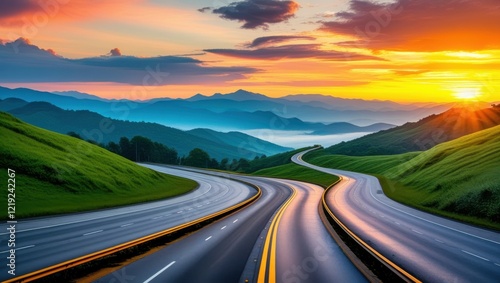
left=305, top=125, right=500, bottom=230
left=0, top=112, right=197, bottom=219
left=252, top=163, right=339, bottom=188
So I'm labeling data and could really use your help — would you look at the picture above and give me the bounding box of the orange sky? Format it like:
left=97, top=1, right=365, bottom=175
left=0, top=0, right=499, bottom=102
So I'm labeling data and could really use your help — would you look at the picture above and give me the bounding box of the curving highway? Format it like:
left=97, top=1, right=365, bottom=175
left=0, top=165, right=256, bottom=282
left=96, top=166, right=366, bottom=283
left=293, top=148, right=500, bottom=282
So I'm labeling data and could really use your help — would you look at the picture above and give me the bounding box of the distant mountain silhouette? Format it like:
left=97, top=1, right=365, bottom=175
left=0, top=86, right=463, bottom=131
left=53, top=90, right=108, bottom=101
left=4, top=100, right=292, bottom=160
left=0, top=98, right=28, bottom=111
left=322, top=105, right=500, bottom=156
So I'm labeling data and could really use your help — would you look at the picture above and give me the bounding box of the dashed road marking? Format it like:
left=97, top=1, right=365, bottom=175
left=462, top=250, right=490, bottom=262
left=233, top=219, right=238, bottom=223
left=121, top=223, right=134, bottom=227
left=0, top=245, right=35, bottom=254
left=221, top=226, right=226, bottom=230
left=434, top=239, right=444, bottom=244
left=411, top=229, right=423, bottom=235
left=205, top=236, right=212, bottom=241
left=83, top=230, right=103, bottom=236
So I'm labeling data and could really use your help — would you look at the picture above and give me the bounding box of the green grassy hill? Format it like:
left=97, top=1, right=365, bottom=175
left=245, top=147, right=314, bottom=173
left=4, top=100, right=290, bottom=160
left=315, top=105, right=500, bottom=156
left=305, top=125, right=500, bottom=229
left=252, top=163, right=339, bottom=188
left=0, top=112, right=197, bottom=219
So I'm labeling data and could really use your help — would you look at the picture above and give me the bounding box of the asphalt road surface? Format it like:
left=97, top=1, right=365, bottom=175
left=95, top=166, right=366, bottom=283
left=292, top=148, right=500, bottom=282
left=0, top=165, right=256, bottom=281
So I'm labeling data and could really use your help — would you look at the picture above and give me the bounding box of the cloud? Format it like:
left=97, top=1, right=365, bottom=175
left=205, top=44, right=383, bottom=61
left=0, top=0, right=141, bottom=26
left=109, top=48, right=122, bottom=57
left=320, top=0, right=500, bottom=52
left=392, top=69, right=430, bottom=76
left=0, top=38, right=257, bottom=85
left=246, top=35, right=315, bottom=48
left=198, top=7, right=211, bottom=13
left=0, top=0, right=39, bottom=19
left=211, top=0, right=299, bottom=29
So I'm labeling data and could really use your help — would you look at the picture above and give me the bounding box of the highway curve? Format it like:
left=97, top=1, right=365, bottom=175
left=293, top=148, right=500, bottom=282
left=95, top=166, right=366, bottom=283
left=0, top=165, right=256, bottom=282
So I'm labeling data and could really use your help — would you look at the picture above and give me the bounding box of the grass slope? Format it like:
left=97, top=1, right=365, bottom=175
left=0, top=112, right=197, bottom=219
left=252, top=163, right=339, bottom=188
left=306, top=125, right=500, bottom=229
left=245, top=147, right=314, bottom=173
left=319, top=106, right=500, bottom=156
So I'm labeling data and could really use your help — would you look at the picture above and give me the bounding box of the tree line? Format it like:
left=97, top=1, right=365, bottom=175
left=68, top=132, right=266, bottom=171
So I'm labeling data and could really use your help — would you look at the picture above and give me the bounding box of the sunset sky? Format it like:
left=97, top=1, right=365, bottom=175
left=0, top=0, right=499, bottom=102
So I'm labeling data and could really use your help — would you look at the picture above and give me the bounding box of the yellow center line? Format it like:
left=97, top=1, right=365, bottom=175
left=258, top=186, right=297, bottom=283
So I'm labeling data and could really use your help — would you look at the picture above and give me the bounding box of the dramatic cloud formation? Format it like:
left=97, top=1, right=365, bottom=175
left=0, top=38, right=257, bottom=85
left=0, top=0, right=140, bottom=26
left=321, top=0, right=500, bottom=52
left=246, top=35, right=315, bottom=48
left=0, top=0, right=39, bottom=19
left=211, top=0, right=299, bottom=29
left=109, top=48, right=122, bottom=57
left=205, top=44, right=382, bottom=61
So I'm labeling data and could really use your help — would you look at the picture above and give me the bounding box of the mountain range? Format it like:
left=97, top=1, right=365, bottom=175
left=0, top=99, right=292, bottom=160
left=0, top=86, right=460, bottom=133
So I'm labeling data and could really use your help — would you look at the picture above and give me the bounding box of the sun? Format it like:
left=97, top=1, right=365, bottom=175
left=453, top=87, right=481, bottom=100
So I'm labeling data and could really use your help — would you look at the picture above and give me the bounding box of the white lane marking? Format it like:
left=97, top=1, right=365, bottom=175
left=221, top=226, right=226, bottom=230
left=461, top=250, right=490, bottom=262
left=394, top=221, right=401, bottom=225
left=197, top=205, right=202, bottom=208
left=233, top=219, right=238, bottom=223
left=0, top=245, right=35, bottom=254
left=434, top=239, right=444, bottom=244
left=177, top=211, right=182, bottom=214
left=411, top=229, right=423, bottom=235
left=121, top=223, right=134, bottom=227
left=153, top=216, right=163, bottom=219
left=187, top=208, right=193, bottom=211
left=495, top=263, right=500, bottom=267
left=143, top=261, right=176, bottom=283
left=368, top=186, right=500, bottom=245
left=205, top=236, right=212, bottom=241
left=83, top=230, right=103, bottom=236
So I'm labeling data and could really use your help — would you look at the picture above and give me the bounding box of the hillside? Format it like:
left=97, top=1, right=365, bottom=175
left=0, top=112, right=197, bottom=218
left=3, top=100, right=290, bottom=160
left=305, top=125, right=500, bottom=228
left=316, top=105, right=500, bottom=156
left=186, top=128, right=293, bottom=157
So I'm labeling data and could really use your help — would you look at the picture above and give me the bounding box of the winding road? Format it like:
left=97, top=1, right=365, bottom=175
left=0, top=165, right=256, bottom=282
left=95, top=166, right=366, bottom=283
left=293, top=148, right=500, bottom=282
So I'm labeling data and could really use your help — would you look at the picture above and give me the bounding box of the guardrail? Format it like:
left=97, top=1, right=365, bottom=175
left=321, top=179, right=421, bottom=283
left=5, top=182, right=262, bottom=283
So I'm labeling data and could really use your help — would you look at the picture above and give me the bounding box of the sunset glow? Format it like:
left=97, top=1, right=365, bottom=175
left=453, top=88, right=481, bottom=100
left=0, top=0, right=499, bottom=102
